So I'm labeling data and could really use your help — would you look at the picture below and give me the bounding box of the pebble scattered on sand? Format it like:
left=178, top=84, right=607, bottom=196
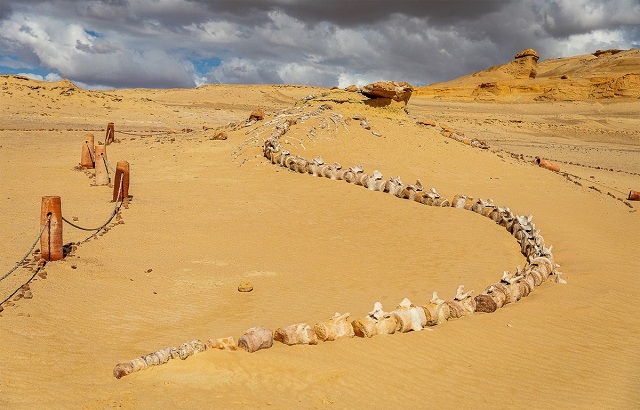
left=238, top=280, right=253, bottom=292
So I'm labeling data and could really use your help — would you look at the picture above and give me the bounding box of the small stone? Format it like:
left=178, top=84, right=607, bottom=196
left=23, top=291, right=33, bottom=299
left=146, top=268, right=153, bottom=273
left=71, top=265, right=77, bottom=269
left=238, top=280, right=253, bottom=292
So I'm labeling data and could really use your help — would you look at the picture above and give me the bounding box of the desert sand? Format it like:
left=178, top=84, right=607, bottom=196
left=1, top=49, right=639, bottom=409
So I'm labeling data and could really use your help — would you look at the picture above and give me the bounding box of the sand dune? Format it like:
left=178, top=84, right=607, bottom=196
left=0, top=53, right=639, bottom=410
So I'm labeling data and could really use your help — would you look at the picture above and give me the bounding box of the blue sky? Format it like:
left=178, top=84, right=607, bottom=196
left=1, top=0, right=638, bottom=89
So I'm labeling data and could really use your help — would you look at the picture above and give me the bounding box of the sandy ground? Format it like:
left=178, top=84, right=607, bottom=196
left=1, top=75, right=639, bottom=409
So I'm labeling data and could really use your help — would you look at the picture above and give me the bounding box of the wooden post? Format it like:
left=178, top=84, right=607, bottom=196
left=105, top=122, right=115, bottom=145
left=40, top=196, right=63, bottom=261
left=535, top=156, right=560, bottom=172
left=94, top=144, right=110, bottom=186
left=112, top=161, right=130, bottom=202
left=80, top=133, right=95, bottom=169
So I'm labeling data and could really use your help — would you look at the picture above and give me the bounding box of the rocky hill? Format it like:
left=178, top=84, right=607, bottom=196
left=416, top=48, right=640, bottom=101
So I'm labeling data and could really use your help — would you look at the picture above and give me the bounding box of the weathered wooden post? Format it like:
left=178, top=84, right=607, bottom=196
left=94, top=144, right=110, bottom=186
left=80, top=133, right=95, bottom=169
left=105, top=122, right=115, bottom=145
left=40, top=196, right=63, bottom=261
left=535, top=156, right=560, bottom=172
left=112, top=161, right=130, bottom=202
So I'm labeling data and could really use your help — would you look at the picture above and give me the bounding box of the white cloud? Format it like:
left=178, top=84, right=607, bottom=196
left=15, top=72, right=61, bottom=82
left=0, top=10, right=195, bottom=88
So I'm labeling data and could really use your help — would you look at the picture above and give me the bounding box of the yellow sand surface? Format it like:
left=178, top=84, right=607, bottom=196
left=1, top=67, right=639, bottom=409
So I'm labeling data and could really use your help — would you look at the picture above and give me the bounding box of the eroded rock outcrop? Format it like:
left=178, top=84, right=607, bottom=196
left=361, top=81, right=414, bottom=102
left=360, top=81, right=414, bottom=112
left=508, top=48, right=540, bottom=79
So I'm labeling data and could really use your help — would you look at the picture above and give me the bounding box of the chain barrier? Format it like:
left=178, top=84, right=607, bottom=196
left=0, top=215, right=50, bottom=283
left=85, top=140, right=96, bottom=163
left=117, top=130, right=177, bottom=137
left=559, top=171, right=628, bottom=196
left=61, top=174, right=125, bottom=232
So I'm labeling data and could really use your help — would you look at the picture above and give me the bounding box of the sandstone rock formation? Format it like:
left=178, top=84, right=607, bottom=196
left=508, top=48, right=540, bottom=79
left=360, top=81, right=414, bottom=103
left=360, top=81, right=414, bottom=112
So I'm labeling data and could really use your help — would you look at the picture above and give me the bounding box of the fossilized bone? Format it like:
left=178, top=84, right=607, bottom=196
left=462, top=196, right=476, bottom=210
left=255, top=133, right=565, bottom=346
left=342, top=165, right=360, bottom=184
left=238, top=326, right=274, bottom=353
left=420, top=187, right=439, bottom=205
left=500, top=270, right=527, bottom=303
left=207, top=336, right=237, bottom=351
left=384, top=176, right=403, bottom=196
left=279, top=150, right=290, bottom=167
left=322, top=162, right=342, bottom=179
left=474, top=282, right=510, bottom=313
left=274, top=323, right=318, bottom=346
left=446, top=285, right=476, bottom=319
left=355, top=171, right=370, bottom=186
left=366, top=170, right=384, bottom=190
left=422, top=292, right=451, bottom=326
left=352, top=302, right=398, bottom=338
left=309, top=156, right=324, bottom=176
left=314, top=312, right=355, bottom=341
left=480, top=199, right=497, bottom=217
left=391, top=298, right=427, bottom=332
left=451, top=194, right=467, bottom=208
left=113, top=339, right=207, bottom=379
left=295, top=156, right=309, bottom=173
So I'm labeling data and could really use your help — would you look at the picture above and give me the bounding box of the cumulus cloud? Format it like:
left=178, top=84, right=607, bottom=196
left=16, top=72, right=62, bottom=82
left=0, top=0, right=638, bottom=89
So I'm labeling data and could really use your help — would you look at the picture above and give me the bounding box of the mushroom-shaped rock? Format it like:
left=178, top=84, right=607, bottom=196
left=361, top=81, right=414, bottom=103
left=508, top=48, right=540, bottom=79
left=515, top=48, right=540, bottom=61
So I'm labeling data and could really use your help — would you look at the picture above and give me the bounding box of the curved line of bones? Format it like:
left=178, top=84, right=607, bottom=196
left=113, top=107, right=565, bottom=379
